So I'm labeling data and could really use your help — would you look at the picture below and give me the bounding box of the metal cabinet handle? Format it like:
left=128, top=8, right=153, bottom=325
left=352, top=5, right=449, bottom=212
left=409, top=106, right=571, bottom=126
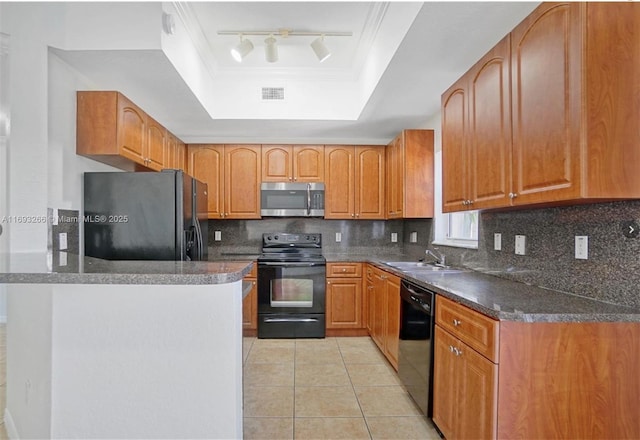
left=453, top=319, right=461, bottom=326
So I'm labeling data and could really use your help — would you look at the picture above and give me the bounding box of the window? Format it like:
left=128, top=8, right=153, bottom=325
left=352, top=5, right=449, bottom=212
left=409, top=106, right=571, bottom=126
left=433, top=149, right=478, bottom=249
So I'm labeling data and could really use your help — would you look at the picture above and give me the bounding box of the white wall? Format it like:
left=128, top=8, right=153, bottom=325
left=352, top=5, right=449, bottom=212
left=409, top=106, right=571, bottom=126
left=0, top=2, right=162, bottom=253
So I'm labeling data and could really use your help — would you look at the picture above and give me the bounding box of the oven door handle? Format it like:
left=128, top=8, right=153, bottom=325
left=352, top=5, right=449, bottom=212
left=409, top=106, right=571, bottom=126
left=259, top=262, right=325, bottom=267
left=263, top=317, right=320, bottom=323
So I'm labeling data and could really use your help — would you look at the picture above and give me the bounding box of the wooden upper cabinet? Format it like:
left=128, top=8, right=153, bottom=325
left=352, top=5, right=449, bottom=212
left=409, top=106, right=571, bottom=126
left=146, top=116, right=166, bottom=171
left=166, top=132, right=187, bottom=173
left=188, top=145, right=224, bottom=219
left=261, top=145, right=324, bottom=182
left=77, top=91, right=173, bottom=171
left=325, top=146, right=355, bottom=218
left=355, top=146, right=385, bottom=219
left=442, top=36, right=511, bottom=212
left=442, top=81, right=469, bottom=213
left=442, top=2, right=640, bottom=212
left=386, top=130, right=434, bottom=218
left=224, top=145, right=261, bottom=219
left=510, top=3, right=582, bottom=205
left=188, top=144, right=260, bottom=219
left=117, top=95, right=146, bottom=165
left=325, top=145, right=384, bottom=219
left=469, top=36, right=512, bottom=210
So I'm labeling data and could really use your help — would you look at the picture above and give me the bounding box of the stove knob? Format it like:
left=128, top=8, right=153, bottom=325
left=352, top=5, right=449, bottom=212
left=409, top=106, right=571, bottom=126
left=275, top=235, right=279, bottom=240
left=267, top=236, right=272, bottom=241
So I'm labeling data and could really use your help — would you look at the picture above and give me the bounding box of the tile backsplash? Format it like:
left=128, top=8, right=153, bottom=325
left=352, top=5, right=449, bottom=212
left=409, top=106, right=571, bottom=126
left=207, top=201, right=640, bottom=310
left=208, top=218, right=411, bottom=257
left=441, top=201, right=640, bottom=309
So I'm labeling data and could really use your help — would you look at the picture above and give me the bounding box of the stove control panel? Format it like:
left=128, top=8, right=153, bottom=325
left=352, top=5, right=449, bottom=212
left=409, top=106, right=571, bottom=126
left=263, top=233, right=322, bottom=247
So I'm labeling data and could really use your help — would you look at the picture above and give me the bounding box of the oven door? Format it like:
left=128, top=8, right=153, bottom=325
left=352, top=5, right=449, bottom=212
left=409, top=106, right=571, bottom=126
left=258, top=261, right=326, bottom=315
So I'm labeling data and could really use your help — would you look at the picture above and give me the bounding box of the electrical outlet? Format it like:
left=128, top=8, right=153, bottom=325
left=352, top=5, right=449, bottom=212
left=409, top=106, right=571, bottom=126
left=214, top=230, right=222, bottom=241
left=515, top=235, right=526, bottom=255
left=335, top=232, right=342, bottom=242
left=575, top=236, right=588, bottom=259
left=494, top=233, right=502, bottom=251
left=59, top=251, right=67, bottom=267
left=410, top=231, right=418, bottom=243
left=59, top=232, right=67, bottom=250
left=391, top=232, right=398, bottom=243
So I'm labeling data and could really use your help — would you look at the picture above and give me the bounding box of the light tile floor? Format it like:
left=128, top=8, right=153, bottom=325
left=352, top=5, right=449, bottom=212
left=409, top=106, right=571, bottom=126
left=243, top=336, right=442, bottom=440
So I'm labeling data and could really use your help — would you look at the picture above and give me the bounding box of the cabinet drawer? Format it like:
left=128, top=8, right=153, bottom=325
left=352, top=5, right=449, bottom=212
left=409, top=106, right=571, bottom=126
left=436, top=295, right=499, bottom=362
left=327, top=262, right=362, bottom=278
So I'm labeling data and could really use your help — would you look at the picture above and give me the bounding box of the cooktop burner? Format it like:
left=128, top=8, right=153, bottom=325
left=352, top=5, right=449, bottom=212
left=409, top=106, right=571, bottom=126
left=258, top=233, right=324, bottom=263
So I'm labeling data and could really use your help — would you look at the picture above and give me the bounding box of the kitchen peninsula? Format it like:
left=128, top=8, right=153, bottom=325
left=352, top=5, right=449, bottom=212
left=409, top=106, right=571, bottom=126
left=0, top=254, right=253, bottom=439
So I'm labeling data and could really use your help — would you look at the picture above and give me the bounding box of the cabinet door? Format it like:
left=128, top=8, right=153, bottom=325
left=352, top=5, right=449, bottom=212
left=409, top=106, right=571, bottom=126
left=242, top=278, right=258, bottom=330
left=188, top=145, right=224, bottom=219
left=371, top=270, right=386, bottom=351
left=117, top=95, right=146, bottom=165
left=355, top=146, right=385, bottom=219
left=468, top=35, right=512, bottom=209
left=511, top=2, right=583, bottom=204
left=225, top=145, right=261, bottom=219
left=326, top=278, right=363, bottom=329
left=146, top=117, right=166, bottom=171
left=262, top=145, right=292, bottom=182
left=432, top=325, right=459, bottom=439
left=386, top=136, right=403, bottom=218
left=166, top=132, right=177, bottom=169
left=324, top=146, right=355, bottom=219
left=441, top=79, right=469, bottom=212
left=293, top=145, right=324, bottom=182
left=176, top=141, right=186, bottom=172
left=457, top=340, right=498, bottom=440
left=384, top=274, right=400, bottom=369
left=365, top=266, right=375, bottom=333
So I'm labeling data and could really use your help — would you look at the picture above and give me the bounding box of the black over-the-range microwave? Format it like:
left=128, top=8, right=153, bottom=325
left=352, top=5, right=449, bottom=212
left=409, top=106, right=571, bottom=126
left=260, top=182, right=325, bottom=217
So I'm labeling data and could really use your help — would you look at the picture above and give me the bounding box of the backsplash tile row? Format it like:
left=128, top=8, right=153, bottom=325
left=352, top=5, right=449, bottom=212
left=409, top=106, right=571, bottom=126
left=206, top=201, right=640, bottom=310
left=207, top=219, right=409, bottom=257
left=442, top=201, right=640, bottom=309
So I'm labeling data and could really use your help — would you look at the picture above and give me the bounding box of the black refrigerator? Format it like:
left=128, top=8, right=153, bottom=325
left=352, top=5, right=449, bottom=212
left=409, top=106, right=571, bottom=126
left=83, top=170, right=208, bottom=261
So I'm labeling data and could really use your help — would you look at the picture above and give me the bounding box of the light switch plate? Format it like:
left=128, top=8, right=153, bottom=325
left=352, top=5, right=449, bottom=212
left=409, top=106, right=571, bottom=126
left=575, top=236, right=588, bottom=259
left=59, top=232, right=67, bottom=250
left=391, top=232, right=398, bottom=243
left=214, top=230, right=222, bottom=241
left=494, top=233, right=502, bottom=251
left=335, top=232, right=342, bottom=242
left=515, top=235, right=526, bottom=255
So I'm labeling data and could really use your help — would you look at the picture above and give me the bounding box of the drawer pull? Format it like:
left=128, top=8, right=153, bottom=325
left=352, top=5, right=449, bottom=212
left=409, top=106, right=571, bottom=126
left=453, top=319, right=461, bottom=327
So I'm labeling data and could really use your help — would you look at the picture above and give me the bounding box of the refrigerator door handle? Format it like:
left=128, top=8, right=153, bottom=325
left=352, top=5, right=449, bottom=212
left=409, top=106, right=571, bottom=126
left=194, top=218, right=204, bottom=260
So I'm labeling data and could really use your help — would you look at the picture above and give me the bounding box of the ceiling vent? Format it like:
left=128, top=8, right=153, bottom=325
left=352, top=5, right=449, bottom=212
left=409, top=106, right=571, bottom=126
left=261, top=87, right=285, bottom=101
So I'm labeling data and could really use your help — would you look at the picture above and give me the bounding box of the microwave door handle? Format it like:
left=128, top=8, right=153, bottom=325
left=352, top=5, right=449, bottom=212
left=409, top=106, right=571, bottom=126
left=307, top=183, right=311, bottom=216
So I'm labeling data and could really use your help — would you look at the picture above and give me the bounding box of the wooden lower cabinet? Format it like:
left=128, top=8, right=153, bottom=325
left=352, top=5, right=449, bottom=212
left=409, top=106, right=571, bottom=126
left=242, top=263, right=258, bottom=336
left=367, top=265, right=400, bottom=370
left=433, top=295, right=640, bottom=439
left=433, top=325, right=498, bottom=439
left=326, top=263, right=367, bottom=336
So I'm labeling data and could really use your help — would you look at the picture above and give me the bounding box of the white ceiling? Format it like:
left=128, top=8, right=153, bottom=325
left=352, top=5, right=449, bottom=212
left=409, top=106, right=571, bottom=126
left=55, top=2, right=540, bottom=145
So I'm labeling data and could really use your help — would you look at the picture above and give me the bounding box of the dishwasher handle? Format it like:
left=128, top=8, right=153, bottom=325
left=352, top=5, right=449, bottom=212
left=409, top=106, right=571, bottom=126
left=400, top=280, right=434, bottom=314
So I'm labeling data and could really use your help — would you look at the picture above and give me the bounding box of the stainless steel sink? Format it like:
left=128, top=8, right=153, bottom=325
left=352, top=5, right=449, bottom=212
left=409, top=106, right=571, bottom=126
left=384, top=261, right=465, bottom=274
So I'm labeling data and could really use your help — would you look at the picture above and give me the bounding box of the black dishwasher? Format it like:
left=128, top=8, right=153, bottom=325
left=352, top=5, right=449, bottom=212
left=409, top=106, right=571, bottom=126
left=398, top=280, right=436, bottom=417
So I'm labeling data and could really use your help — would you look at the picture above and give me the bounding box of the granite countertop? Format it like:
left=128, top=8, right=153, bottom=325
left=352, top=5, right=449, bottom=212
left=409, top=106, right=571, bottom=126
left=327, top=255, right=640, bottom=323
left=0, top=253, right=254, bottom=285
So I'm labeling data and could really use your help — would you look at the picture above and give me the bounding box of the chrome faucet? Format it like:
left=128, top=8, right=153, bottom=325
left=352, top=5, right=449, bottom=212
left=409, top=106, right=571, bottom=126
left=425, top=248, right=446, bottom=266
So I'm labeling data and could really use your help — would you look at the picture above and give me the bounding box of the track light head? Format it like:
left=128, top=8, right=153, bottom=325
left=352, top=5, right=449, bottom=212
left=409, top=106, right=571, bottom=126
left=264, top=35, right=278, bottom=63
left=231, top=36, right=254, bottom=62
left=310, top=35, right=331, bottom=62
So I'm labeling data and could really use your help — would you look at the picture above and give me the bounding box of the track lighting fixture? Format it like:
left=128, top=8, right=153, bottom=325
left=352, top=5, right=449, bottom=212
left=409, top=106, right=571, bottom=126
left=310, top=35, right=331, bottom=62
left=264, top=35, right=278, bottom=63
left=230, top=35, right=254, bottom=62
left=219, top=29, right=351, bottom=63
